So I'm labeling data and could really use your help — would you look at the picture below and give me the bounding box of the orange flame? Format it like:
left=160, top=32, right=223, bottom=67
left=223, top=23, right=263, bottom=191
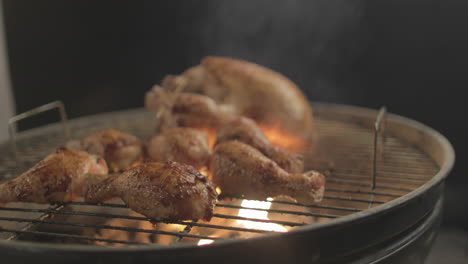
left=194, top=127, right=217, bottom=149
left=259, top=125, right=306, bottom=152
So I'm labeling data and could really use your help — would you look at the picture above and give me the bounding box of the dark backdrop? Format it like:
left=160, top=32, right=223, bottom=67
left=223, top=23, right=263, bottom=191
left=3, top=0, right=467, bottom=229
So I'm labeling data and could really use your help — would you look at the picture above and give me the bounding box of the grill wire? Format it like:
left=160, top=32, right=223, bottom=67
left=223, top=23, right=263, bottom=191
left=0, top=109, right=439, bottom=246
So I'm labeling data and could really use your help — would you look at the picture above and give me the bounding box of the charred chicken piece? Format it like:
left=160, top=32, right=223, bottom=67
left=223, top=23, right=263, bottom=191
left=147, top=127, right=211, bottom=170
left=211, top=141, right=325, bottom=204
left=68, top=128, right=144, bottom=172
left=0, top=148, right=108, bottom=204
left=160, top=56, right=316, bottom=148
left=216, top=117, right=304, bottom=173
left=85, top=161, right=217, bottom=221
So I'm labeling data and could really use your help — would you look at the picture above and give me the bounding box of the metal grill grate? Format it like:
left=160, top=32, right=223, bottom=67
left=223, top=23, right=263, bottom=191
left=0, top=107, right=439, bottom=246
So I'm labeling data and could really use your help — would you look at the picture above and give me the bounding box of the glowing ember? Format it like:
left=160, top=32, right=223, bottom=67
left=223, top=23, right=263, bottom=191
left=237, top=199, right=288, bottom=232
left=197, top=239, right=214, bottom=246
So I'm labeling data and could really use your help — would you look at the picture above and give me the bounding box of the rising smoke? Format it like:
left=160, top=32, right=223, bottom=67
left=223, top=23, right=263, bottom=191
left=188, top=0, right=366, bottom=102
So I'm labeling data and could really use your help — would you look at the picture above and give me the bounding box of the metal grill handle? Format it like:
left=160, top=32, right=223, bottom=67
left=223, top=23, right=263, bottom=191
left=372, top=106, right=387, bottom=190
left=8, top=101, right=70, bottom=165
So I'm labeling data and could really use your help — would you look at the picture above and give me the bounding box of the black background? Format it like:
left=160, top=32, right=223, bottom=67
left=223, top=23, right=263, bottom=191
left=3, top=1, right=467, bottom=230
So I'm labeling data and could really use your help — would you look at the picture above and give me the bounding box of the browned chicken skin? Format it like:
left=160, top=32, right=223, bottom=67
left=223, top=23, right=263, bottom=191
left=216, top=117, right=304, bottom=173
left=160, top=56, right=316, bottom=148
left=147, top=127, right=211, bottom=170
left=145, top=86, right=230, bottom=130
left=210, top=141, right=325, bottom=204
left=85, top=161, right=217, bottom=221
left=0, top=148, right=108, bottom=204
left=68, top=129, right=144, bottom=172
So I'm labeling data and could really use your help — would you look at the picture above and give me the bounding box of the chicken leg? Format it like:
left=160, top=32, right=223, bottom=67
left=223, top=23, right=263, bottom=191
left=67, top=128, right=144, bottom=172
left=85, top=161, right=217, bottom=221
left=0, top=148, right=108, bottom=204
left=210, top=141, right=325, bottom=204
left=147, top=127, right=211, bottom=170
left=216, top=117, right=303, bottom=173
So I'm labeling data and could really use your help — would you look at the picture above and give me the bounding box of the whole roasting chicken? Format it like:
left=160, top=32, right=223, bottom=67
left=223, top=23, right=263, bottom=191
left=216, top=116, right=304, bottom=173
left=67, top=128, right=144, bottom=172
left=159, top=56, right=315, bottom=149
left=0, top=148, right=108, bottom=204
left=147, top=127, right=211, bottom=170
left=85, top=161, right=217, bottom=221
left=210, top=141, right=325, bottom=204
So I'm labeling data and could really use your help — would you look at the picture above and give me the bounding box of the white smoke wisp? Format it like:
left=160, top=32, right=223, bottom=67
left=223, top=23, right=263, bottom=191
left=191, top=0, right=365, bottom=102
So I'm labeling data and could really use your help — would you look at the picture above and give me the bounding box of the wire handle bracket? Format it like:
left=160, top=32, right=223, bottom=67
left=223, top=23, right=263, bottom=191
left=8, top=101, right=70, bottom=166
left=372, top=106, right=387, bottom=190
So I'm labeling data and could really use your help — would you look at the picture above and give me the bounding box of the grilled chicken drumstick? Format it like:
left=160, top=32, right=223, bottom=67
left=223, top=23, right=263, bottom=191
left=67, top=128, right=144, bottom=172
left=147, top=127, right=211, bottom=170
left=211, top=141, right=325, bottom=204
left=0, top=148, right=108, bottom=204
left=216, top=117, right=304, bottom=173
left=85, top=161, right=217, bottom=221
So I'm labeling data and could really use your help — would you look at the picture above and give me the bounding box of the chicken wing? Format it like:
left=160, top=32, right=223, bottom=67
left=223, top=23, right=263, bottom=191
left=210, top=141, right=325, bottom=204
left=145, top=86, right=230, bottom=130
left=0, top=148, right=108, bottom=204
left=147, top=127, right=211, bottom=170
left=216, top=117, right=303, bottom=173
left=68, top=128, right=144, bottom=172
left=85, top=161, right=217, bottom=221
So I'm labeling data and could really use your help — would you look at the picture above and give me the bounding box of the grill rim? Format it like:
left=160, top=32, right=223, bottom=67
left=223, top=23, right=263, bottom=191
left=0, top=102, right=455, bottom=252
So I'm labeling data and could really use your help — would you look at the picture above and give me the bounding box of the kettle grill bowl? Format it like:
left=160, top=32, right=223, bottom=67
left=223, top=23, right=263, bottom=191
left=0, top=103, right=454, bottom=263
